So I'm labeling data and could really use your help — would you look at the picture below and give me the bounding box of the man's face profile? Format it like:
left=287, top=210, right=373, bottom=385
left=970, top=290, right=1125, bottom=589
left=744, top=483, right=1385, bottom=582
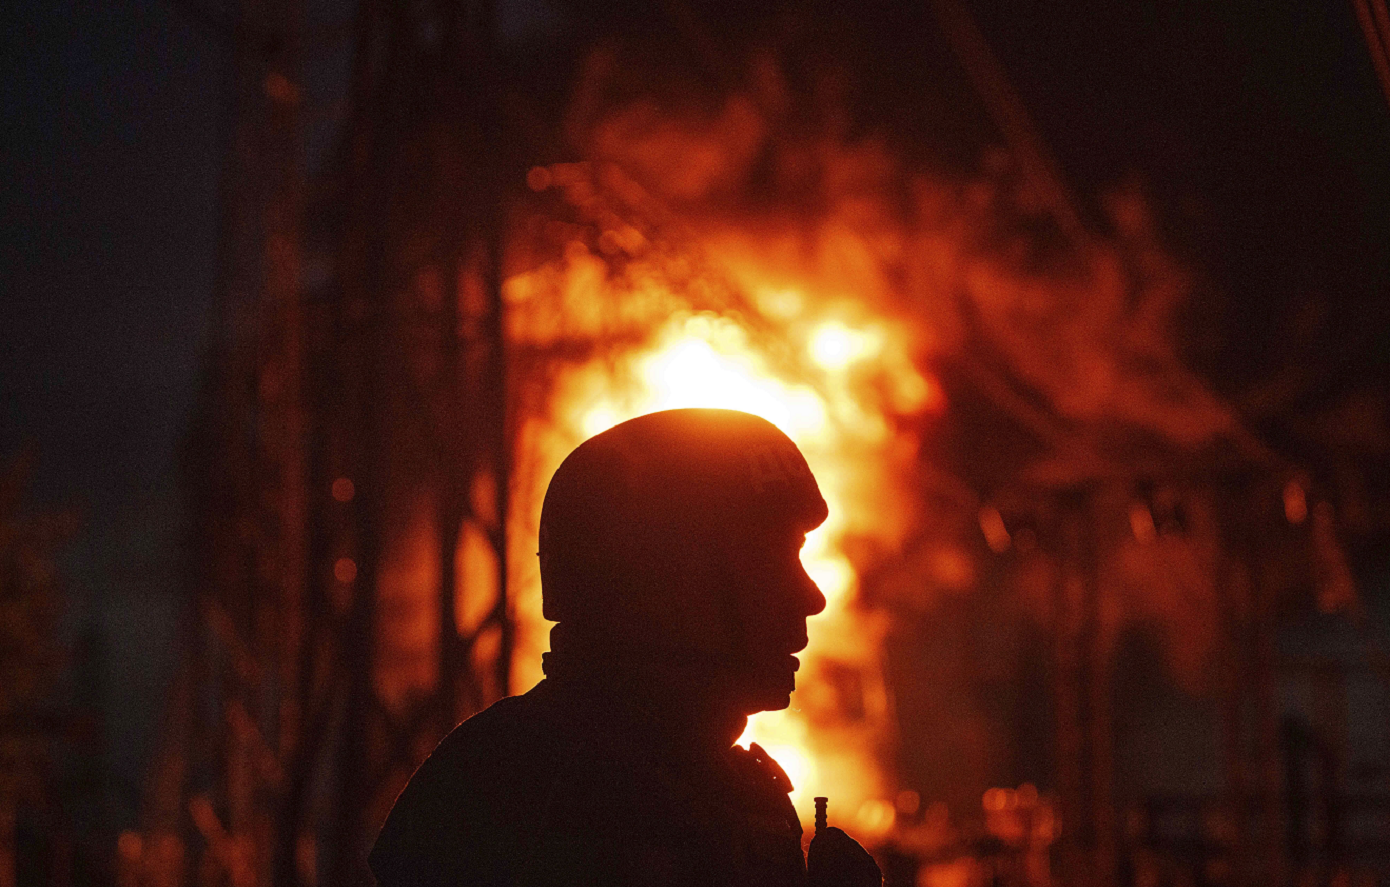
left=714, top=524, right=827, bottom=715
left=537, top=408, right=831, bottom=724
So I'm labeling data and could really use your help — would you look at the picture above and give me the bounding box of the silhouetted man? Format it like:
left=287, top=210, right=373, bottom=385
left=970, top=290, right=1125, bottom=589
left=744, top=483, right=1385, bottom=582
left=370, top=408, right=881, bottom=886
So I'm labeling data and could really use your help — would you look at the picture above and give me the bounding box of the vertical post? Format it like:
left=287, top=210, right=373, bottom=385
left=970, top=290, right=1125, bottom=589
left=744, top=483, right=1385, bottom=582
left=436, top=249, right=468, bottom=726
left=263, top=15, right=307, bottom=781
left=1050, top=484, right=1114, bottom=887
left=252, top=0, right=307, bottom=881
left=1218, top=484, right=1259, bottom=887
left=1084, top=490, right=1116, bottom=887
left=0, top=797, right=14, bottom=887
left=1251, top=560, right=1286, bottom=887
left=437, top=472, right=467, bottom=723
left=483, top=210, right=511, bottom=700
left=1312, top=664, right=1347, bottom=887
left=471, top=0, right=511, bottom=701
left=432, top=0, right=475, bottom=728
left=327, top=0, right=392, bottom=881
left=1052, top=492, right=1089, bottom=887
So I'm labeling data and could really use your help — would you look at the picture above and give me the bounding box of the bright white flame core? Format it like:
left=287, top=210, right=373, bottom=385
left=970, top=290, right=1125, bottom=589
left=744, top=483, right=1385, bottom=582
left=809, top=321, right=881, bottom=371
left=637, top=338, right=828, bottom=437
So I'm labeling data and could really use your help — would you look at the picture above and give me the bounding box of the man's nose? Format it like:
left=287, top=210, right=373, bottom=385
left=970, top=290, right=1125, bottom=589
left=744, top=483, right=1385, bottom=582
left=800, top=568, right=827, bottom=617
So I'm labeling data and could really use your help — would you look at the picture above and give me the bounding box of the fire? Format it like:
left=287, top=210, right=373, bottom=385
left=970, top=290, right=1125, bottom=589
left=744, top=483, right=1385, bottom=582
left=511, top=298, right=931, bottom=837
left=572, top=313, right=871, bottom=617
left=808, top=321, right=882, bottom=372
left=495, top=82, right=998, bottom=844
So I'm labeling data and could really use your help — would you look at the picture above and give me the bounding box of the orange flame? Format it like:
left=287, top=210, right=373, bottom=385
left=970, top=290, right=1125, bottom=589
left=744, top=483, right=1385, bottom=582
left=508, top=284, right=935, bottom=836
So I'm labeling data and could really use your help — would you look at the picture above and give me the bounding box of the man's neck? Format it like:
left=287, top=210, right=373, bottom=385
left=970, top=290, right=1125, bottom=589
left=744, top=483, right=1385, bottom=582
left=542, top=648, right=750, bottom=758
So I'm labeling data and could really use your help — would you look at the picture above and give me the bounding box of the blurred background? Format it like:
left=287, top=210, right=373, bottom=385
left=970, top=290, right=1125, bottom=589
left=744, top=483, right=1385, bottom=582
left=3, top=1, right=1390, bottom=885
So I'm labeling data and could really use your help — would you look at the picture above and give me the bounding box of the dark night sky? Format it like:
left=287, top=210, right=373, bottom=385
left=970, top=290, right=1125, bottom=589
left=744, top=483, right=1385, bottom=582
left=2, top=0, right=1387, bottom=824
left=3, top=0, right=221, bottom=518
left=2, top=0, right=225, bottom=798
left=975, top=0, right=1390, bottom=403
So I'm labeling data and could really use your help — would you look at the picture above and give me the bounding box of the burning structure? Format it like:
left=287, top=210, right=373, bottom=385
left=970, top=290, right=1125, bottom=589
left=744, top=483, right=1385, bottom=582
left=114, top=2, right=1390, bottom=887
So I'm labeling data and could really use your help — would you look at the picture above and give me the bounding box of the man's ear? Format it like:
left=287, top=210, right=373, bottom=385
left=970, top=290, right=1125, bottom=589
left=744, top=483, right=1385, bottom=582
left=608, top=562, right=723, bottom=652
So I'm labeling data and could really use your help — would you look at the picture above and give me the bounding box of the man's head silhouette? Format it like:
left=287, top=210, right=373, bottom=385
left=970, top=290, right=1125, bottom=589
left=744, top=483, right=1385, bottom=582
left=372, top=408, right=883, bottom=887
left=539, top=408, right=828, bottom=717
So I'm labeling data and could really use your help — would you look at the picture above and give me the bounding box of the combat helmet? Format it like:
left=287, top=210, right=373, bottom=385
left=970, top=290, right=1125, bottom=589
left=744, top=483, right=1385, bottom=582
left=538, top=408, right=827, bottom=651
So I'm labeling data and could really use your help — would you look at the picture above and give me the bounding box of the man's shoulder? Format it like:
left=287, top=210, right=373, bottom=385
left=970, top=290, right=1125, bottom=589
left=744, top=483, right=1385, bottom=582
left=369, top=685, right=581, bottom=886
left=435, top=685, right=564, bottom=763
left=370, top=686, right=811, bottom=887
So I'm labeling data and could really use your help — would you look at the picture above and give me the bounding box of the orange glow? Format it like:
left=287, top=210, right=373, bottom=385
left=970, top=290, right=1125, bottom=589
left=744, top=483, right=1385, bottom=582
left=1284, top=479, right=1308, bottom=524
left=331, top=477, right=355, bottom=503
left=809, top=321, right=882, bottom=371
left=1128, top=501, right=1158, bottom=544
left=333, top=557, right=357, bottom=583
left=480, top=111, right=1211, bottom=859
left=116, top=831, right=143, bottom=862
left=526, top=166, right=553, bottom=192
left=978, top=506, right=1010, bottom=554
left=856, top=798, right=897, bottom=836
left=493, top=78, right=1213, bottom=841
left=982, top=787, right=1012, bottom=812
left=509, top=288, right=934, bottom=827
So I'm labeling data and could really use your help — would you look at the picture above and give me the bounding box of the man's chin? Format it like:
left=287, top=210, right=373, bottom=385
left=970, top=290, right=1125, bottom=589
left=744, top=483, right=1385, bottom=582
left=734, top=692, right=789, bottom=716
left=739, top=672, right=797, bottom=714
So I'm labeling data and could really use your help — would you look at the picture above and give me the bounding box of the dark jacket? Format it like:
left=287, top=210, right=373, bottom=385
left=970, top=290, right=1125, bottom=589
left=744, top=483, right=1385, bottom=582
left=369, top=679, right=807, bottom=887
